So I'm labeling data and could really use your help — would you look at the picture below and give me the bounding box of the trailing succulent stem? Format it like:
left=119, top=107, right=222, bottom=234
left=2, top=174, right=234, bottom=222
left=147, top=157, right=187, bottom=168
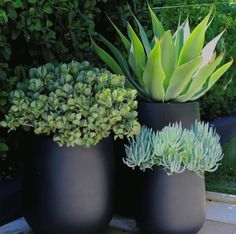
left=0, top=61, right=140, bottom=148
left=123, top=122, right=223, bottom=176
left=93, top=5, right=233, bottom=102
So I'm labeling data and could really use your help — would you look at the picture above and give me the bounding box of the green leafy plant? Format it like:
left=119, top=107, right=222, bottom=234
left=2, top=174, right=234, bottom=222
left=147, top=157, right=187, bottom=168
left=93, top=5, right=233, bottom=102
left=0, top=61, right=140, bottom=148
left=124, top=122, right=223, bottom=176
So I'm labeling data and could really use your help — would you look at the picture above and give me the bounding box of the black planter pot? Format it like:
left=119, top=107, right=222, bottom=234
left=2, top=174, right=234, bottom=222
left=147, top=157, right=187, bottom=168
left=0, top=177, right=22, bottom=226
left=114, top=101, right=200, bottom=217
left=138, top=101, right=200, bottom=130
left=21, top=135, right=114, bottom=234
left=136, top=168, right=206, bottom=234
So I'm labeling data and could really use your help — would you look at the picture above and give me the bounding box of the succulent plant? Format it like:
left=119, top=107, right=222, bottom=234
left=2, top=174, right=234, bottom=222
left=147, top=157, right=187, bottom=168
left=123, top=122, right=223, bottom=176
left=0, top=61, right=140, bottom=147
left=93, top=5, right=233, bottom=102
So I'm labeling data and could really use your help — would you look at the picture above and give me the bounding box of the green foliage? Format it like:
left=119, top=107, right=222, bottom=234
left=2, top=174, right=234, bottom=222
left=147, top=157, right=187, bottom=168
left=1, top=61, right=140, bottom=147
left=124, top=122, right=223, bottom=176
left=93, top=6, right=233, bottom=102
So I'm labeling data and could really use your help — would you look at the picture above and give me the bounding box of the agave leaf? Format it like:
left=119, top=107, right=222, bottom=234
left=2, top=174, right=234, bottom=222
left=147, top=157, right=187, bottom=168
left=165, top=56, right=202, bottom=101
left=200, top=30, right=225, bottom=68
left=92, top=38, right=151, bottom=100
left=178, top=10, right=212, bottom=65
left=190, top=59, right=233, bottom=100
left=148, top=4, right=165, bottom=39
left=91, top=38, right=123, bottom=75
left=207, top=59, right=234, bottom=90
left=176, top=54, right=224, bottom=102
left=174, top=18, right=187, bottom=64
left=128, top=4, right=151, bottom=55
left=143, top=40, right=165, bottom=101
left=107, top=16, right=131, bottom=53
left=98, top=34, right=131, bottom=79
left=160, top=31, right=176, bottom=89
left=128, top=23, right=146, bottom=83
left=183, top=17, right=190, bottom=42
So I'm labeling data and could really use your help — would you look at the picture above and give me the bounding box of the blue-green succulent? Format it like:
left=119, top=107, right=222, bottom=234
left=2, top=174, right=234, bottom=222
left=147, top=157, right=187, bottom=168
left=124, top=122, right=223, bottom=176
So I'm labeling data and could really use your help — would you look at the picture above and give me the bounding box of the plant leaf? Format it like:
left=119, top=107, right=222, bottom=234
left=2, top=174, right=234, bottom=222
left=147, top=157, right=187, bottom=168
left=200, top=30, right=225, bottom=68
left=92, top=37, right=151, bottom=100
left=190, top=59, right=233, bottom=100
left=176, top=54, right=224, bottom=102
left=128, top=23, right=146, bottom=83
left=107, top=16, right=131, bottom=53
left=178, top=10, right=212, bottom=65
left=98, top=34, right=131, bottom=79
left=165, top=56, right=202, bottom=100
left=91, top=38, right=123, bottom=75
left=183, top=18, right=190, bottom=42
left=160, top=31, right=176, bottom=89
left=143, top=40, right=165, bottom=101
left=174, top=18, right=186, bottom=65
left=148, top=4, right=165, bottom=39
left=128, top=4, right=151, bottom=55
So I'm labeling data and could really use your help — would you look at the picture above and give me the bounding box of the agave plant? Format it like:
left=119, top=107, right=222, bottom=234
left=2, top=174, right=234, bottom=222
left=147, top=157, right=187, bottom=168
left=92, top=5, right=233, bottom=102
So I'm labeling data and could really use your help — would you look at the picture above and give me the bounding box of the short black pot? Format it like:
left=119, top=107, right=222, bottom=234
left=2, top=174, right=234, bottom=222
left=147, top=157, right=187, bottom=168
left=136, top=167, right=206, bottom=234
left=114, top=101, right=200, bottom=217
left=22, top=135, right=114, bottom=234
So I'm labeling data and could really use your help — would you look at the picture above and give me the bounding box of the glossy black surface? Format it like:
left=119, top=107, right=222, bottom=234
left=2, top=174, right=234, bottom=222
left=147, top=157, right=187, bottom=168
left=114, top=102, right=200, bottom=217
left=22, top=135, right=114, bottom=234
left=137, top=168, right=206, bottom=234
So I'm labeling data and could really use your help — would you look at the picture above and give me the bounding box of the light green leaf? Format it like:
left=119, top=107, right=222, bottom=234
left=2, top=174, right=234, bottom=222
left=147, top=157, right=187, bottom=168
left=107, top=16, right=131, bottom=53
left=143, top=40, right=165, bottom=101
left=190, top=59, right=233, bottom=101
left=128, top=23, right=146, bottom=83
left=176, top=55, right=224, bottom=102
left=207, top=59, right=234, bottom=90
left=165, top=56, right=202, bottom=101
left=160, top=31, right=176, bottom=89
left=174, top=18, right=187, bottom=64
left=178, top=10, right=212, bottom=65
left=128, top=4, right=151, bottom=55
left=148, top=4, right=165, bottom=39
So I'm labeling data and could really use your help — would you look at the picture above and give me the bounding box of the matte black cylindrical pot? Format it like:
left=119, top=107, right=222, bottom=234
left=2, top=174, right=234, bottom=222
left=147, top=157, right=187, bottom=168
left=22, top=135, right=114, bottom=234
left=138, top=101, right=200, bottom=130
left=114, top=102, right=200, bottom=217
left=136, top=168, right=206, bottom=234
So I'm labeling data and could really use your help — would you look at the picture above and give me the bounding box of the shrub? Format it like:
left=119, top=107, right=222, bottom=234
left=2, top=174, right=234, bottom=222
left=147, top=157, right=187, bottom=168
left=124, top=122, right=223, bottom=176
left=0, top=61, right=140, bottom=147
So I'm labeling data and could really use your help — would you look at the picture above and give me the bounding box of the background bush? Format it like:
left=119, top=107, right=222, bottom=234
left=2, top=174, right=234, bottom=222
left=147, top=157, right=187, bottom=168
left=0, top=0, right=235, bottom=179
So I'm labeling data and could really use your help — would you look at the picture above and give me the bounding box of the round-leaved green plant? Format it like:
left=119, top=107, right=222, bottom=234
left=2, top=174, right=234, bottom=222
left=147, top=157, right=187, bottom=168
left=0, top=61, right=140, bottom=148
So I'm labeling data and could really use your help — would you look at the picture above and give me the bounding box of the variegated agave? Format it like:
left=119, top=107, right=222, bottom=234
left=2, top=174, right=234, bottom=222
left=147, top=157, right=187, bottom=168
left=123, top=122, right=223, bottom=176
left=92, top=5, right=233, bottom=102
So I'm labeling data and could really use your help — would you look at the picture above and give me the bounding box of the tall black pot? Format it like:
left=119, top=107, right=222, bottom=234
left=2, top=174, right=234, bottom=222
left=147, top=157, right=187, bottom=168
left=136, top=168, right=206, bottom=234
left=114, top=101, right=200, bottom=217
left=21, top=135, right=114, bottom=234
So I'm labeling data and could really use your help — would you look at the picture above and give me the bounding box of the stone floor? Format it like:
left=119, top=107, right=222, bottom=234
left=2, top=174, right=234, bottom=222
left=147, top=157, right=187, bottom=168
left=1, top=199, right=236, bottom=234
